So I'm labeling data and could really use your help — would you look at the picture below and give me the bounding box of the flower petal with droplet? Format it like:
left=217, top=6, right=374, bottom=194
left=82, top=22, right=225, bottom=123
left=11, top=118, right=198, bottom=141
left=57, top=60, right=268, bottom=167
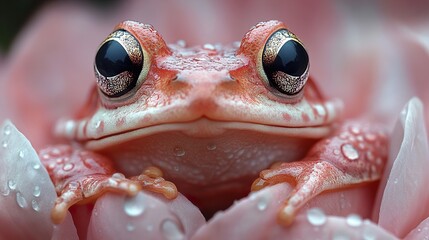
left=375, top=98, right=429, bottom=238
left=0, top=120, right=78, bottom=239
left=87, top=192, right=205, bottom=240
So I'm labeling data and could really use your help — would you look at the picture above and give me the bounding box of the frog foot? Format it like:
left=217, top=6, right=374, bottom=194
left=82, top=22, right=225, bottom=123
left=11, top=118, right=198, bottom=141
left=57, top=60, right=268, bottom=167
left=39, top=145, right=178, bottom=224
left=50, top=166, right=178, bottom=224
left=251, top=122, right=388, bottom=226
left=251, top=160, right=349, bottom=226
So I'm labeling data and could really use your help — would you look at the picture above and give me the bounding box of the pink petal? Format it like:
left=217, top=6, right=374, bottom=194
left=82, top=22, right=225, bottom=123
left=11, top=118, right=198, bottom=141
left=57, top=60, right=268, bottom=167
left=0, top=120, right=78, bottom=240
left=375, top=98, right=429, bottom=238
left=193, top=183, right=394, bottom=239
left=87, top=192, right=205, bottom=240
left=404, top=216, right=429, bottom=240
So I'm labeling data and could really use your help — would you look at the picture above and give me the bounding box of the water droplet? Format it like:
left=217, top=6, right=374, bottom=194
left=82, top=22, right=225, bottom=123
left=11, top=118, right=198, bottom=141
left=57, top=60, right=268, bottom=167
left=63, top=163, right=74, bottom=171
left=31, top=200, right=40, bottom=212
left=365, top=151, right=375, bottom=161
left=173, top=147, right=185, bottom=157
left=333, top=149, right=340, bottom=155
left=146, top=224, right=154, bottom=232
left=3, top=125, right=11, bottom=135
left=33, top=185, right=41, bottom=197
left=95, top=120, right=101, bottom=129
left=203, top=43, right=215, bottom=50
left=346, top=214, right=362, bottom=227
left=1, top=187, right=10, bottom=196
left=33, top=163, right=41, bottom=170
left=365, top=133, right=377, bottom=142
left=18, top=150, right=25, bottom=159
left=112, top=173, right=125, bottom=179
left=176, top=40, right=186, bottom=48
left=16, top=191, right=28, bottom=208
left=126, top=223, right=135, bottom=232
left=393, top=178, right=399, bottom=184
left=341, top=144, right=359, bottom=161
left=340, top=132, right=349, bottom=139
left=257, top=196, right=268, bottom=211
left=306, top=208, right=326, bottom=226
left=124, top=197, right=145, bottom=217
left=206, top=143, right=217, bottom=151
left=350, top=126, right=361, bottom=135
left=249, top=192, right=257, bottom=201
left=2, top=140, right=8, bottom=148
left=8, top=180, right=16, bottom=190
left=161, top=219, right=185, bottom=240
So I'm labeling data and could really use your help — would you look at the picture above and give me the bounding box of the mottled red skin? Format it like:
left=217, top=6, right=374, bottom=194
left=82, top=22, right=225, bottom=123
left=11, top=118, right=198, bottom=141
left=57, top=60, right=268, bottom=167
left=39, top=20, right=388, bottom=225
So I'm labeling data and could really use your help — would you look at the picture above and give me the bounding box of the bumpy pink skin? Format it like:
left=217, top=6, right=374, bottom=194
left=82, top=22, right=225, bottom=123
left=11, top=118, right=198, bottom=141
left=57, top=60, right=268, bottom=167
left=1, top=1, right=429, bottom=240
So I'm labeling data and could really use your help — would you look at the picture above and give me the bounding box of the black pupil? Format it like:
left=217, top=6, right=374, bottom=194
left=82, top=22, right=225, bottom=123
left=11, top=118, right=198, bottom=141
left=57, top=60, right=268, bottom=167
left=272, top=40, right=308, bottom=77
left=95, top=40, right=133, bottom=77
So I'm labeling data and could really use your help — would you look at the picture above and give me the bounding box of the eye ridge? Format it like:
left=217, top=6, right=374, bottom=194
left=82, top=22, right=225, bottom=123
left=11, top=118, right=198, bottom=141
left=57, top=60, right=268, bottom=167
left=262, top=29, right=309, bottom=96
left=94, top=30, right=143, bottom=98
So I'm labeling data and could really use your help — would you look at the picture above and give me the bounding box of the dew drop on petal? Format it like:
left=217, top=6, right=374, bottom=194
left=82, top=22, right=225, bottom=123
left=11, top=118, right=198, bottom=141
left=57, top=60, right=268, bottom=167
left=306, top=208, right=326, bottom=226
left=126, top=223, right=135, bottom=232
left=257, top=196, right=268, bottom=211
left=249, top=192, right=257, bottom=201
left=3, top=125, right=11, bottom=136
left=18, top=150, right=25, bottom=159
left=173, top=147, right=185, bottom=157
left=16, top=191, right=28, bottom=208
left=33, top=185, right=41, bottom=197
left=8, top=179, right=16, bottom=190
left=346, top=214, right=362, bottom=227
left=124, top=197, right=145, bottom=217
left=1, top=187, right=10, bottom=196
left=161, top=219, right=185, bottom=240
left=2, top=140, right=8, bottom=148
left=33, top=163, right=41, bottom=170
left=341, top=144, right=359, bottom=160
left=32, top=199, right=40, bottom=212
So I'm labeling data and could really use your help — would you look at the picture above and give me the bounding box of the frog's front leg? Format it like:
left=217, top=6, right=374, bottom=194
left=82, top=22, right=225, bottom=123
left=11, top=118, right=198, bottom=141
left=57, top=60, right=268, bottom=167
left=39, top=145, right=178, bottom=224
left=252, top=121, right=388, bottom=225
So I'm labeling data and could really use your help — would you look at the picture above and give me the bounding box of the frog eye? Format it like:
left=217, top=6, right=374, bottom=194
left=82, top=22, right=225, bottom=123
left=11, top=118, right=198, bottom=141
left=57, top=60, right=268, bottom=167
left=94, top=30, right=145, bottom=98
left=261, top=29, right=309, bottom=96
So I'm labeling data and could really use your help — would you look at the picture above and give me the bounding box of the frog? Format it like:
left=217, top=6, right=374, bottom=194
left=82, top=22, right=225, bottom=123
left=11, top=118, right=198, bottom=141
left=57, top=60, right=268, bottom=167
left=39, top=20, right=388, bottom=226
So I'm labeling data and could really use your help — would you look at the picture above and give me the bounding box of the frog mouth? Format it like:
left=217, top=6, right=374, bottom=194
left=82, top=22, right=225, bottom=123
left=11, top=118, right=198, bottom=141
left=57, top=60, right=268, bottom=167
left=83, top=117, right=332, bottom=150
